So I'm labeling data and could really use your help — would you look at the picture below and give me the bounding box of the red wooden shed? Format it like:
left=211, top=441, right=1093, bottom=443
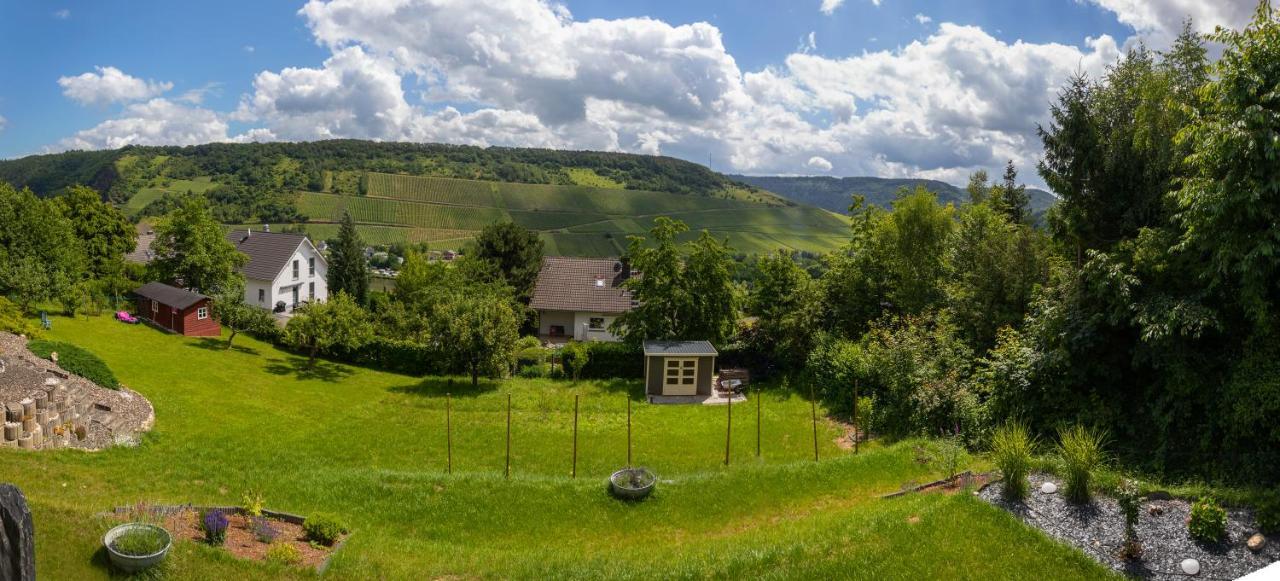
left=133, top=282, right=221, bottom=337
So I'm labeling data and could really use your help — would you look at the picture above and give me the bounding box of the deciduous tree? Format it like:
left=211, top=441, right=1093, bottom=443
left=149, top=196, right=246, bottom=295
left=284, top=292, right=372, bottom=366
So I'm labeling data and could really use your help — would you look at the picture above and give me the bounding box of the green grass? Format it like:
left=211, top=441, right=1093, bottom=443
left=1, top=315, right=1117, bottom=579
left=293, top=173, right=852, bottom=256
left=125, top=177, right=218, bottom=216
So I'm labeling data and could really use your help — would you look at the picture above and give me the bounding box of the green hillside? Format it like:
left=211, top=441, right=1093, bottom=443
left=731, top=175, right=1057, bottom=215
left=294, top=173, right=850, bottom=256
left=0, top=140, right=848, bottom=257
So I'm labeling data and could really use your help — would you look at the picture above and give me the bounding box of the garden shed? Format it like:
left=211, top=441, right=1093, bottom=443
left=643, top=341, right=718, bottom=397
left=133, top=282, right=220, bottom=337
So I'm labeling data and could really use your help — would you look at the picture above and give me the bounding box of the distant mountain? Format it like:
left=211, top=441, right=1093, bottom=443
left=729, top=175, right=1056, bottom=216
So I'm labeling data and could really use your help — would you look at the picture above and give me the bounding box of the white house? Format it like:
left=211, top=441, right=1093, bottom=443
left=529, top=256, right=634, bottom=342
left=226, top=229, right=328, bottom=313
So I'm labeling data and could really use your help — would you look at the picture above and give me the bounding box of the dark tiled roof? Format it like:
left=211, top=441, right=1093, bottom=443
left=134, top=282, right=208, bottom=310
left=226, top=230, right=311, bottom=281
left=530, top=256, right=634, bottom=314
left=643, top=341, right=719, bottom=356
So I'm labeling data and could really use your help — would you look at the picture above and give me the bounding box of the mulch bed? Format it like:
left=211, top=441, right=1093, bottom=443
left=979, top=473, right=1278, bottom=580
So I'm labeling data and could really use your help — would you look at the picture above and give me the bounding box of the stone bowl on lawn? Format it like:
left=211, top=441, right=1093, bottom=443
left=103, top=522, right=171, bottom=573
left=609, top=467, right=657, bottom=501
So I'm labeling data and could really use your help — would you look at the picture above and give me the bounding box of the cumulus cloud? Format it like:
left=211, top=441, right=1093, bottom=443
left=915, top=13, right=932, bottom=25
left=807, top=156, right=833, bottom=171
left=57, top=99, right=229, bottom=150
left=51, top=0, right=1132, bottom=188
left=52, top=9, right=70, bottom=19
left=820, top=0, right=845, bottom=15
left=1087, top=0, right=1256, bottom=47
left=58, top=66, right=173, bottom=106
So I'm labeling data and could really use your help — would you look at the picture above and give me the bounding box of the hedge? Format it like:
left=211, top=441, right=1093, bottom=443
left=324, top=336, right=457, bottom=376
left=577, top=342, right=643, bottom=379
left=27, top=340, right=120, bottom=390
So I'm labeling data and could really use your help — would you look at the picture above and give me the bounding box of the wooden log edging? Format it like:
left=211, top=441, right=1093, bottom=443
left=880, top=470, right=975, bottom=499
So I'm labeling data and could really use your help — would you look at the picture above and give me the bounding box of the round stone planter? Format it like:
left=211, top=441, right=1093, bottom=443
left=103, top=523, right=171, bottom=573
left=609, top=467, right=657, bottom=501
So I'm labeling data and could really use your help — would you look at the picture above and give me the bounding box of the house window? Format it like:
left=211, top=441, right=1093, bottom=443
left=292, top=260, right=299, bottom=280
left=258, top=288, right=265, bottom=303
left=309, top=257, right=315, bottom=276
left=588, top=317, right=605, bottom=330
left=197, top=307, right=208, bottom=320
left=309, top=282, right=315, bottom=299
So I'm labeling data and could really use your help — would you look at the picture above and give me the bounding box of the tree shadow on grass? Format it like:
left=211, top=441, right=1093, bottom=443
left=263, top=356, right=354, bottom=383
left=389, top=377, right=500, bottom=398
left=591, top=378, right=646, bottom=401
left=188, top=337, right=260, bottom=356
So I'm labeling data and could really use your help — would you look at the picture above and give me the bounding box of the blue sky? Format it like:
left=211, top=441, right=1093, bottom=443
left=0, top=0, right=1256, bottom=186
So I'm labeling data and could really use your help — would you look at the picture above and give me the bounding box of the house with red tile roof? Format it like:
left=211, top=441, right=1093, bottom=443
left=529, top=256, right=634, bottom=342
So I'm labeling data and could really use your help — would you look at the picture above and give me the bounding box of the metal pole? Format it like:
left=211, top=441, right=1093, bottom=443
left=724, top=391, right=732, bottom=466
left=810, top=382, right=819, bottom=462
left=626, top=395, right=633, bottom=467
left=506, top=393, right=512, bottom=479
left=572, top=394, right=579, bottom=478
left=446, top=392, right=452, bottom=474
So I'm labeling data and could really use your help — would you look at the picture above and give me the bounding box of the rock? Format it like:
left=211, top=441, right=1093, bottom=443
left=1040, top=482, right=1058, bottom=494
left=0, top=483, right=36, bottom=581
left=1181, top=558, right=1200, bottom=575
left=1248, top=534, right=1266, bottom=551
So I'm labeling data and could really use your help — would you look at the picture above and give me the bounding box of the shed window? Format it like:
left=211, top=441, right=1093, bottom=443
left=151, top=300, right=159, bottom=314
left=663, top=358, right=698, bottom=388
left=197, top=307, right=209, bottom=320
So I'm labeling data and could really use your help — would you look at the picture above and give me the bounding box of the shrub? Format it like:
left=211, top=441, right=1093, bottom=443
left=1116, top=479, right=1142, bottom=558
left=242, top=489, right=265, bottom=517
left=1256, top=491, right=1280, bottom=534
left=200, top=509, right=229, bottom=546
left=1188, top=496, right=1227, bottom=543
left=27, top=340, right=119, bottom=389
left=251, top=516, right=279, bottom=543
left=513, top=336, right=545, bottom=367
left=265, top=542, right=302, bottom=566
left=303, top=513, right=347, bottom=546
left=561, top=341, right=589, bottom=382
left=0, top=296, right=39, bottom=338
left=991, top=422, right=1036, bottom=500
left=110, top=526, right=168, bottom=557
left=1057, top=425, right=1106, bottom=503
left=517, top=362, right=550, bottom=378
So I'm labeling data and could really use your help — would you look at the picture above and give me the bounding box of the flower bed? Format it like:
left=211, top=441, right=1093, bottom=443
left=979, top=473, right=1277, bottom=580
left=110, top=505, right=348, bottom=572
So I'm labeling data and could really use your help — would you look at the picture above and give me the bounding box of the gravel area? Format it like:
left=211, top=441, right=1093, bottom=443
left=979, top=473, right=1278, bottom=580
left=0, top=332, right=154, bottom=450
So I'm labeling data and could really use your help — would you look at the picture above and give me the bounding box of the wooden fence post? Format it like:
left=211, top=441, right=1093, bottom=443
left=756, top=388, right=761, bottom=459
left=852, top=380, right=859, bottom=454
left=446, top=392, right=452, bottom=474
left=572, top=394, right=579, bottom=478
left=810, top=382, right=819, bottom=462
left=505, top=393, right=512, bottom=479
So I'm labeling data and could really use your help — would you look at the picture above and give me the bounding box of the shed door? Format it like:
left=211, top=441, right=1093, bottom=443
left=663, top=357, right=698, bottom=395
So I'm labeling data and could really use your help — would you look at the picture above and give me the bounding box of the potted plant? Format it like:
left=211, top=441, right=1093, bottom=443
left=103, top=522, right=172, bottom=573
left=609, top=467, right=657, bottom=500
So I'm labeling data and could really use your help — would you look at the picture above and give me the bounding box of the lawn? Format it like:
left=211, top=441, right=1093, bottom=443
left=1, top=314, right=1117, bottom=579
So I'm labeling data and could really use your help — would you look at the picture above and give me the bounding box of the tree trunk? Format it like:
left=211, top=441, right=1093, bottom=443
left=470, top=364, right=479, bottom=388
left=226, top=329, right=238, bottom=349
left=308, top=344, right=318, bottom=367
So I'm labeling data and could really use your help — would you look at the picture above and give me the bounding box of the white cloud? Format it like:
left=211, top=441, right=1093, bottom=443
left=0, top=115, right=7, bottom=134
left=243, top=45, right=256, bottom=54
left=807, top=156, right=833, bottom=171
left=915, top=13, right=932, bottom=25
left=1087, top=0, right=1255, bottom=47
left=52, top=9, right=70, bottom=19
left=57, top=99, right=229, bottom=150
left=800, top=31, right=817, bottom=53
left=58, top=67, right=173, bottom=106
left=50, top=0, right=1131, bottom=188
left=820, top=0, right=845, bottom=15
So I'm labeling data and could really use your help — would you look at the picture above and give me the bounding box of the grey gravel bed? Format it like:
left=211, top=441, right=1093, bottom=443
left=979, top=473, right=1277, bottom=580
